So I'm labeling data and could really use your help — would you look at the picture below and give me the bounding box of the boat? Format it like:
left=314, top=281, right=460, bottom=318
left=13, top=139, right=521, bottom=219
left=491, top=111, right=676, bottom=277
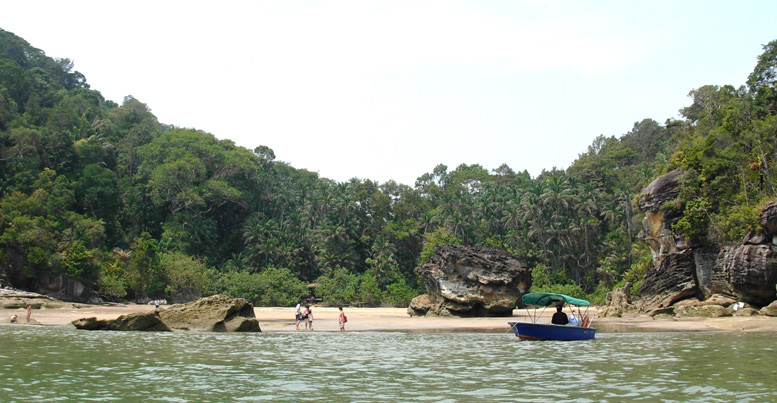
left=508, top=292, right=596, bottom=341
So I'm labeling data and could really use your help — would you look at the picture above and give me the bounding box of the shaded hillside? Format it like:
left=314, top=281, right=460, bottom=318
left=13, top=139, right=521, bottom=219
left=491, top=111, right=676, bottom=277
left=1, top=27, right=776, bottom=306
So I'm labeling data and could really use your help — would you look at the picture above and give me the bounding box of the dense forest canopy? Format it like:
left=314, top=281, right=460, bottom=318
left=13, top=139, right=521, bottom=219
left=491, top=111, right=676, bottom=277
left=2, top=28, right=777, bottom=306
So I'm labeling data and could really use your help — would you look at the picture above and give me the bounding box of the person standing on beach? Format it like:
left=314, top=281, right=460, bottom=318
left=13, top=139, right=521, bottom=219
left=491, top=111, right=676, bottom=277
left=338, top=306, right=346, bottom=332
left=295, top=302, right=302, bottom=331
left=304, top=305, right=313, bottom=331
left=26, top=303, right=32, bottom=323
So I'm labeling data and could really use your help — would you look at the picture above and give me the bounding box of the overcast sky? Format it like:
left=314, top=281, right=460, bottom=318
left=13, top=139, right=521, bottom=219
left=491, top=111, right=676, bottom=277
left=2, top=1, right=776, bottom=186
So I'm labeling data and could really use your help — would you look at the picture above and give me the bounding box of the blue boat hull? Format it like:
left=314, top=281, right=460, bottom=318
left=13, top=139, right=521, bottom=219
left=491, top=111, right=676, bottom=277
left=508, top=322, right=595, bottom=341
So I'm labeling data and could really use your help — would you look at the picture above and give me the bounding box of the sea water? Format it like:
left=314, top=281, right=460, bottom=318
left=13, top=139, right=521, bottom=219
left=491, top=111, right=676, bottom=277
left=1, top=325, right=775, bottom=402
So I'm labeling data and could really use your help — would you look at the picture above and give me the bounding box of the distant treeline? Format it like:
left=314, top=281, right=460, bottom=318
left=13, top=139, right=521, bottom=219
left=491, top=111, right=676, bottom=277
left=1, top=28, right=776, bottom=306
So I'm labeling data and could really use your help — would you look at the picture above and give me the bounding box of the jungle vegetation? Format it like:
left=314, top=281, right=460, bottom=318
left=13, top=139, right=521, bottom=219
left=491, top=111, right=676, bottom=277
left=1, top=28, right=776, bottom=306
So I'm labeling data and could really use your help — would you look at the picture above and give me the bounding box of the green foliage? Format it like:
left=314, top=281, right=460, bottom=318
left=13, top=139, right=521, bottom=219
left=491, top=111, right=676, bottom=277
left=384, top=277, right=417, bottom=307
left=210, top=266, right=307, bottom=307
left=210, top=271, right=264, bottom=305
left=2, top=27, right=777, bottom=311
left=418, top=228, right=461, bottom=266
left=672, top=198, right=711, bottom=244
left=159, top=251, right=212, bottom=303
left=315, top=266, right=360, bottom=306
left=57, top=241, right=96, bottom=281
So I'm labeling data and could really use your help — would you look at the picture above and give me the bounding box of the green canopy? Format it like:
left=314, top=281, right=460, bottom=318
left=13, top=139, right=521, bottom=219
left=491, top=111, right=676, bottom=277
left=521, top=292, right=590, bottom=307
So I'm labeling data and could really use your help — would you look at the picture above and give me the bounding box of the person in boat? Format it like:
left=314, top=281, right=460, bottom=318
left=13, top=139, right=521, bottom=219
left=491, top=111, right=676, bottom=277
left=568, top=312, right=581, bottom=326
left=551, top=304, right=569, bottom=325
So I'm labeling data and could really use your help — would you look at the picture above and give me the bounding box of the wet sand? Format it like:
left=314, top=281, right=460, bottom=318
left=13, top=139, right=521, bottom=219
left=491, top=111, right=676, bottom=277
left=6, top=303, right=777, bottom=333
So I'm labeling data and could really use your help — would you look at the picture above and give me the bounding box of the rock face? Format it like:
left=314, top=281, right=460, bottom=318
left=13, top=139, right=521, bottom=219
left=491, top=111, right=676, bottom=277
left=638, top=169, right=686, bottom=261
left=159, top=295, right=261, bottom=332
left=73, top=295, right=261, bottom=332
left=2, top=264, right=98, bottom=303
left=639, top=249, right=698, bottom=309
left=408, top=245, right=530, bottom=317
left=631, top=171, right=777, bottom=312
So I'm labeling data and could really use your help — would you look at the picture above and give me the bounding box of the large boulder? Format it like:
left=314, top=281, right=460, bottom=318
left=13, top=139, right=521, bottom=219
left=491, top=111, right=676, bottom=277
left=410, top=245, right=530, bottom=317
left=72, top=311, right=172, bottom=331
left=716, top=244, right=777, bottom=306
left=159, top=295, right=261, bottom=332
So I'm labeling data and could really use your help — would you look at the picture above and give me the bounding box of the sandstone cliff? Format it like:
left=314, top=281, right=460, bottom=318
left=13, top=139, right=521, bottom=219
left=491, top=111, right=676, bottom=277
left=632, top=170, right=777, bottom=314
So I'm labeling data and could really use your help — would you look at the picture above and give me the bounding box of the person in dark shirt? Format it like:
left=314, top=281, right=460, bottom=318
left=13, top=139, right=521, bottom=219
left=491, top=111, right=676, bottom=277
left=551, top=304, right=569, bottom=325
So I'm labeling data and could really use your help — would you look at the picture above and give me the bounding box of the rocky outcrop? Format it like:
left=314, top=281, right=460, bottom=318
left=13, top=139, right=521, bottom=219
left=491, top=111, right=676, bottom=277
left=408, top=245, right=530, bottom=317
left=73, top=295, right=261, bottom=332
left=760, top=300, right=777, bottom=316
left=159, top=295, right=261, bottom=332
left=599, top=282, right=634, bottom=318
left=1, top=256, right=99, bottom=303
left=638, top=169, right=686, bottom=262
left=639, top=249, right=698, bottom=309
left=634, top=171, right=777, bottom=312
left=716, top=244, right=777, bottom=306
left=0, top=287, right=63, bottom=309
left=759, top=202, right=777, bottom=236
left=72, top=311, right=172, bottom=331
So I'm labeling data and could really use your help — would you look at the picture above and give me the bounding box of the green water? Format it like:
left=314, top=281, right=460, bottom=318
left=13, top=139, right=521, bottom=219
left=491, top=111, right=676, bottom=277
left=1, top=325, right=775, bottom=402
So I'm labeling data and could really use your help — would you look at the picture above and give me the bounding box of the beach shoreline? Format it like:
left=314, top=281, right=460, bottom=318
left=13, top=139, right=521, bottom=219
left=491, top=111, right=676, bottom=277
left=4, top=303, right=777, bottom=333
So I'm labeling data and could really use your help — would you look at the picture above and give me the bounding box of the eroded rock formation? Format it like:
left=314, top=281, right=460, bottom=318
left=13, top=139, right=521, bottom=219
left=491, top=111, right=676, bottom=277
left=73, top=295, right=261, bottom=332
left=72, top=311, right=172, bottom=331
left=626, top=170, right=777, bottom=315
left=407, top=245, right=530, bottom=317
left=599, top=282, right=634, bottom=318
left=159, top=294, right=261, bottom=332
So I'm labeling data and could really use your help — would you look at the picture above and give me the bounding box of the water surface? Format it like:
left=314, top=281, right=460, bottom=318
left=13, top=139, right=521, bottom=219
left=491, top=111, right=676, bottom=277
left=1, top=325, right=774, bottom=402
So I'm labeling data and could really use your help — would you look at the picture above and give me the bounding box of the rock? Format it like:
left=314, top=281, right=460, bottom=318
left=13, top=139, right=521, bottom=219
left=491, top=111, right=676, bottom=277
left=72, top=295, right=261, bottom=332
left=635, top=176, right=777, bottom=312
left=637, top=169, right=686, bottom=263
left=760, top=300, right=777, bottom=316
left=1, top=266, right=97, bottom=302
left=639, top=249, right=698, bottom=309
left=407, top=294, right=437, bottom=317
left=413, top=245, right=530, bottom=317
left=649, top=306, right=676, bottom=318
left=732, top=307, right=760, bottom=316
left=717, top=244, right=777, bottom=306
left=700, top=294, right=737, bottom=307
left=72, top=311, right=172, bottom=331
left=600, top=282, right=633, bottom=318
left=759, top=201, right=777, bottom=235
left=71, top=317, right=101, bottom=330
left=158, top=295, right=261, bottom=332
left=743, top=230, right=768, bottom=245
left=674, top=304, right=731, bottom=318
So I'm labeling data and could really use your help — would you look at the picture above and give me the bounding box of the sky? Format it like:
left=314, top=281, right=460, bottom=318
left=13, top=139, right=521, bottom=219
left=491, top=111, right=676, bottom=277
left=2, top=1, right=776, bottom=186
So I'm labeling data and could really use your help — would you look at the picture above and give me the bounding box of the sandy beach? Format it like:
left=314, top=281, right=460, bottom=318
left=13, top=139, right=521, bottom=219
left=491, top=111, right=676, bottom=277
left=6, top=303, right=777, bottom=333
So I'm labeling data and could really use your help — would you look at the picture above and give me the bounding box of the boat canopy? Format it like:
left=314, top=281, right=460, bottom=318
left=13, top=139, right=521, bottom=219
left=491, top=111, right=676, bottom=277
left=521, top=292, right=590, bottom=307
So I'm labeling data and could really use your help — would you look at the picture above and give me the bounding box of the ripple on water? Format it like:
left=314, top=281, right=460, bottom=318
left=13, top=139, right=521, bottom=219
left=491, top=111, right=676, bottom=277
left=1, top=326, right=777, bottom=402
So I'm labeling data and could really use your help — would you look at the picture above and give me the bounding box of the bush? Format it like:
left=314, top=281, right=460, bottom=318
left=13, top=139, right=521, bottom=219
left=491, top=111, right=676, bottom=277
left=384, top=278, right=417, bottom=307
left=210, top=266, right=307, bottom=306
left=315, top=267, right=360, bottom=305
left=159, top=251, right=212, bottom=303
